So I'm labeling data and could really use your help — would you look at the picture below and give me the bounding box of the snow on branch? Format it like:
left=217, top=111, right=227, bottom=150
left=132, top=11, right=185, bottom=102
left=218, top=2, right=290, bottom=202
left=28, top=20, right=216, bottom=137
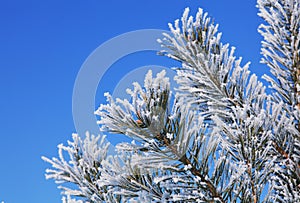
left=258, top=0, right=300, bottom=112
left=43, top=2, right=300, bottom=202
left=95, top=70, right=171, bottom=143
left=158, top=6, right=299, bottom=202
left=42, top=132, right=165, bottom=202
left=158, top=8, right=264, bottom=123
left=42, top=132, right=109, bottom=202
left=257, top=0, right=300, bottom=200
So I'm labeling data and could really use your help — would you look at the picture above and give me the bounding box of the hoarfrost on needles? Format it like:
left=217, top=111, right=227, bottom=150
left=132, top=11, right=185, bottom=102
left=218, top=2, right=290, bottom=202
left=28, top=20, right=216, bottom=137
left=43, top=0, right=300, bottom=202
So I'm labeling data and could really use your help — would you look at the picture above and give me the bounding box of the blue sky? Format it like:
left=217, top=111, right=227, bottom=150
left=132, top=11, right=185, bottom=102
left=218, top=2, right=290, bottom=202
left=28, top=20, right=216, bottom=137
left=0, top=1, right=266, bottom=202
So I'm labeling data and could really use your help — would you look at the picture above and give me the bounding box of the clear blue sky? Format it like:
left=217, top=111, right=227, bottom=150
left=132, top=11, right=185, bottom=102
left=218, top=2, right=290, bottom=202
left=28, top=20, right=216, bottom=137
left=0, top=1, right=265, bottom=202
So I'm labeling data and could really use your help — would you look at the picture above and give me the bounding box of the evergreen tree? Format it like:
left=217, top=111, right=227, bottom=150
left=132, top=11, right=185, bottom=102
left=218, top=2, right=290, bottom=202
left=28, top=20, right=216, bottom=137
left=42, top=0, right=300, bottom=202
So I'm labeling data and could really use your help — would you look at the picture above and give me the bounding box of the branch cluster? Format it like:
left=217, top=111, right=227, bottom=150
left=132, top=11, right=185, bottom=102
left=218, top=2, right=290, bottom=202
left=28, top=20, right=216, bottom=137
left=43, top=1, right=300, bottom=202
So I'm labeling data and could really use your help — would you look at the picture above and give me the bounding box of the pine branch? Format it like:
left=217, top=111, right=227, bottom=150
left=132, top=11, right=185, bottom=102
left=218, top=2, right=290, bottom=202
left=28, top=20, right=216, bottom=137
left=258, top=0, right=300, bottom=125
left=97, top=70, right=226, bottom=201
left=159, top=7, right=275, bottom=202
left=257, top=1, right=300, bottom=200
left=273, top=140, right=300, bottom=170
left=178, top=154, right=225, bottom=202
left=158, top=8, right=254, bottom=121
left=42, top=133, right=110, bottom=202
left=43, top=1, right=300, bottom=202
